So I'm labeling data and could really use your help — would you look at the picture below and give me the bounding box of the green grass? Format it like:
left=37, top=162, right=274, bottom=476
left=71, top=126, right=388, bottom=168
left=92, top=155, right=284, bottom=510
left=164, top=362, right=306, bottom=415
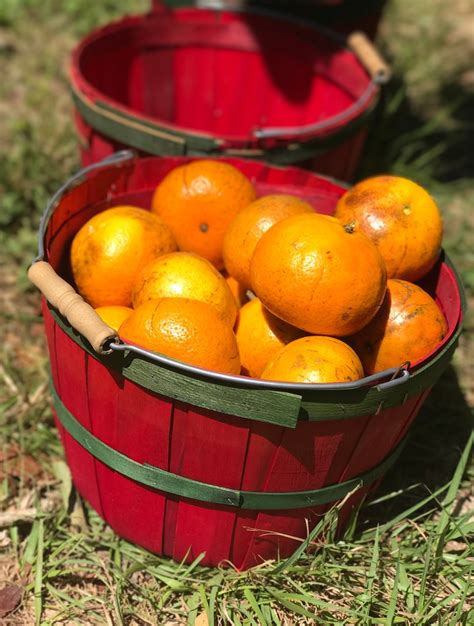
left=0, top=0, right=473, bottom=624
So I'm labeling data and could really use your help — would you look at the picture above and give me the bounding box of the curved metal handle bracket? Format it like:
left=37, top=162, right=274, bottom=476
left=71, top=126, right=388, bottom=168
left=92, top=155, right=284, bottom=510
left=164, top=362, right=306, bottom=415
left=377, top=362, right=411, bottom=391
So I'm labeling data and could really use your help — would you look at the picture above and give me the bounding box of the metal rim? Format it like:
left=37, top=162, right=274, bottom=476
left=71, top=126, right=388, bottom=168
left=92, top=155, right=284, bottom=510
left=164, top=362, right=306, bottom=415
left=106, top=340, right=412, bottom=392
left=69, top=5, right=381, bottom=148
left=51, top=376, right=409, bottom=509
left=36, top=152, right=465, bottom=398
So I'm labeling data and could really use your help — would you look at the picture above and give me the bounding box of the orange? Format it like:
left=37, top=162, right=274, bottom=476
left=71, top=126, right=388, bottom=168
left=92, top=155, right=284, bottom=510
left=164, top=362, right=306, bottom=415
left=347, top=279, right=448, bottom=374
left=261, top=336, right=364, bottom=383
left=235, top=298, right=306, bottom=377
left=224, top=273, right=249, bottom=309
left=335, top=175, right=443, bottom=281
left=132, top=252, right=237, bottom=326
left=119, top=298, right=241, bottom=375
left=95, top=306, right=133, bottom=331
left=222, top=194, right=314, bottom=290
left=70, top=206, right=177, bottom=307
left=250, top=213, right=387, bottom=336
left=151, top=160, right=256, bottom=269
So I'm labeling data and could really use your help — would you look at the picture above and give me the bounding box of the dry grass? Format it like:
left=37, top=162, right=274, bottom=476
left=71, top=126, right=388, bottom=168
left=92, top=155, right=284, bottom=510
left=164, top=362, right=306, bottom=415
left=0, top=0, right=473, bottom=623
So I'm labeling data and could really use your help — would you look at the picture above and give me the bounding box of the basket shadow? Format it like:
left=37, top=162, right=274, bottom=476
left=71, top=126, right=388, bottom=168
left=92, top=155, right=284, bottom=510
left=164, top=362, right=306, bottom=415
left=351, top=65, right=473, bottom=526
left=357, top=70, right=474, bottom=183
left=358, top=363, right=473, bottom=528
left=237, top=12, right=323, bottom=104
left=436, top=81, right=474, bottom=181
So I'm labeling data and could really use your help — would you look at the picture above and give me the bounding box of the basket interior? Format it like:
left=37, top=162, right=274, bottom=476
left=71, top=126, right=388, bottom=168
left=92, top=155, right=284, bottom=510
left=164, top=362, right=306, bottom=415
left=43, top=156, right=461, bottom=375
left=74, top=9, right=373, bottom=140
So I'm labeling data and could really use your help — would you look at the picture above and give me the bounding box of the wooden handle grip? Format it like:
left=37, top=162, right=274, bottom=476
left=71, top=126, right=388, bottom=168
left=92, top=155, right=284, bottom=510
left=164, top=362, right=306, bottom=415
left=28, top=261, right=118, bottom=354
left=348, top=31, right=392, bottom=84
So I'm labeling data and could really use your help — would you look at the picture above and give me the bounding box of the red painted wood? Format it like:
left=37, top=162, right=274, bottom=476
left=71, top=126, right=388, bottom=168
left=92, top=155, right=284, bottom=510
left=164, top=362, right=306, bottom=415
left=70, top=8, right=379, bottom=179
left=166, top=405, right=251, bottom=566
left=416, top=263, right=462, bottom=365
left=335, top=388, right=432, bottom=532
left=42, top=301, right=68, bottom=453
left=53, top=325, right=104, bottom=517
left=91, top=374, right=173, bottom=554
left=42, top=301, right=59, bottom=390
left=40, top=155, right=463, bottom=569
left=230, top=421, right=284, bottom=566
left=237, top=415, right=371, bottom=568
left=84, top=129, right=119, bottom=166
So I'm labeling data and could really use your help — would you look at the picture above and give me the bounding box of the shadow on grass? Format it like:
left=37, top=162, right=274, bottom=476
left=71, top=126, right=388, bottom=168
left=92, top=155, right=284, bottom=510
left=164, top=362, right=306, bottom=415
left=360, top=363, right=473, bottom=527
left=357, top=71, right=474, bottom=184
left=352, top=70, right=473, bottom=527
left=437, top=81, right=474, bottom=181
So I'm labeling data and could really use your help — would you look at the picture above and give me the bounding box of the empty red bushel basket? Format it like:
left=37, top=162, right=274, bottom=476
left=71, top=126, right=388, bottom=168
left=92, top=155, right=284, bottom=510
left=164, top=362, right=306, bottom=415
left=69, top=2, right=391, bottom=181
left=30, top=153, right=464, bottom=570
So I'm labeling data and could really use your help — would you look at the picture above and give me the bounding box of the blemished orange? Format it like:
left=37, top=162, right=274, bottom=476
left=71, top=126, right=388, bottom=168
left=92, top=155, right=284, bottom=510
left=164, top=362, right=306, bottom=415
left=347, top=279, right=448, bottom=374
left=70, top=206, right=177, bottom=307
left=95, top=306, right=133, bottom=331
left=151, top=160, right=256, bottom=269
left=224, top=273, right=249, bottom=309
left=235, top=297, right=306, bottom=377
left=261, top=336, right=364, bottom=383
left=119, top=298, right=241, bottom=375
left=335, top=175, right=443, bottom=281
left=250, top=213, right=387, bottom=336
left=132, top=252, right=238, bottom=326
left=222, top=194, right=314, bottom=290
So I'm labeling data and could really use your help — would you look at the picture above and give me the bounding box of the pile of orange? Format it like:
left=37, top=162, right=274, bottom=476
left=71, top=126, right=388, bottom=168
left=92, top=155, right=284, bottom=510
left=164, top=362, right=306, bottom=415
left=71, top=160, right=447, bottom=383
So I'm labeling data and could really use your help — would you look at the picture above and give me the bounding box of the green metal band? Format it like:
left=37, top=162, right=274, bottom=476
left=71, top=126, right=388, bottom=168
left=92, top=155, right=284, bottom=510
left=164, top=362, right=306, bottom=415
left=70, top=85, right=379, bottom=163
left=72, top=88, right=187, bottom=156
left=49, top=304, right=302, bottom=427
left=51, top=379, right=405, bottom=510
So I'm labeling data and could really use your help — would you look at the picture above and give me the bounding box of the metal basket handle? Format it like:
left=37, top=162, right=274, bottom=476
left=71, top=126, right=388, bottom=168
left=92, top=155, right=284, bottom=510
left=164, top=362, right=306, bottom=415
left=151, top=2, right=391, bottom=85
left=29, top=252, right=411, bottom=389
left=254, top=30, right=391, bottom=141
left=31, top=152, right=412, bottom=394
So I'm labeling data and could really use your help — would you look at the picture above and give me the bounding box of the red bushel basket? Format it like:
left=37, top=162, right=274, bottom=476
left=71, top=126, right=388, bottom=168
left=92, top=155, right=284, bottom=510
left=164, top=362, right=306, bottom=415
left=29, top=153, right=464, bottom=570
left=69, top=1, right=391, bottom=181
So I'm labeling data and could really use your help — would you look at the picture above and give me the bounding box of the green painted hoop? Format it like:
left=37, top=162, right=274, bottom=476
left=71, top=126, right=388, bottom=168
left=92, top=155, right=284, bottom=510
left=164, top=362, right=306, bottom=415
left=39, top=152, right=465, bottom=430
left=51, top=379, right=406, bottom=510
left=48, top=282, right=463, bottom=428
left=70, top=85, right=379, bottom=165
left=69, top=1, right=382, bottom=163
